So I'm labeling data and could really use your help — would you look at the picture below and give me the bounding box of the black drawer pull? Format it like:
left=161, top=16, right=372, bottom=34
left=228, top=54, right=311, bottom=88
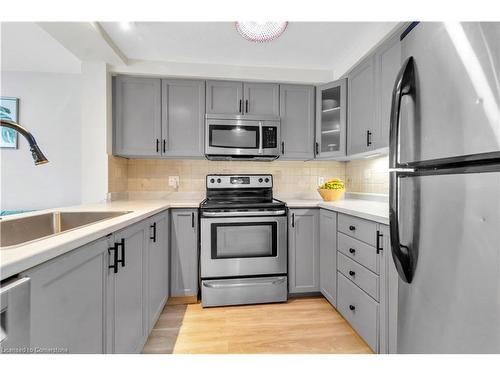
left=163, top=139, right=166, bottom=153
left=245, top=99, right=249, bottom=113
left=156, top=139, right=159, bottom=153
left=108, top=246, right=118, bottom=274
left=191, top=212, right=195, bottom=228
left=349, top=248, right=356, bottom=254
left=116, top=238, right=125, bottom=268
left=150, top=222, right=157, bottom=242
left=376, top=230, right=383, bottom=254
left=349, top=304, right=356, bottom=311
left=239, top=99, right=242, bottom=113
left=291, top=213, right=295, bottom=228
left=349, top=225, right=356, bottom=231
left=349, top=270, right=356, bottom=276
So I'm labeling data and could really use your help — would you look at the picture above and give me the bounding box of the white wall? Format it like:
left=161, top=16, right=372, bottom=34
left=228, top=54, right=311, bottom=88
left=0, top=71, right=82, bottom=210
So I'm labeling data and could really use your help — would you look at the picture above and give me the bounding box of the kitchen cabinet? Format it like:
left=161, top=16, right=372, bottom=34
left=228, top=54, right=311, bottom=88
left=315, top=79, right=347, bottom=158
left=147, top=211, right=170, bottom=331
left=21, top=238, right=109, bottom=354
left=170, top=209, right=199, bottom=297
left=107, top=221, right=148, bottom=354
left=113, top=76, right=161, bottom=157
left=319, top=209, right=337, bottom=306
left=161, top=79, right=205, bottom=157
left=279, top=84, right=315, bottom=160
left=288, top=208, right=320, bottom=294
left=206, top=80, right=279, bottom=117
left=347, top=55, right=377, bottom=155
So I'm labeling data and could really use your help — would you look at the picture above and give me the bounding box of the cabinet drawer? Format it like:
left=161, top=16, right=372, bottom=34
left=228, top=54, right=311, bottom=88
left=338, top=252, right=379, bottom=301
left=338, top=213, right=377, bottom=246
left=338, top=232, right=379, bottom=274
left=337, top=272, right=379, bottom=352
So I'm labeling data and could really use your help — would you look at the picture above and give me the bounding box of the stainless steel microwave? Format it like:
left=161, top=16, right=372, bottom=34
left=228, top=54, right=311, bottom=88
left=205, top=115, right=281, bottom=161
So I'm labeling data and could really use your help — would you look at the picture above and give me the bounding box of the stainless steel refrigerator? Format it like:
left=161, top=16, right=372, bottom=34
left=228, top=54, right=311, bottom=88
left=389, top=22, right=500, bottom=353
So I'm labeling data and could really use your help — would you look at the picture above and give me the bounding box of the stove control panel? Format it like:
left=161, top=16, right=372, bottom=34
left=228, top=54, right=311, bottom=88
left=206, top=174, right=273, bottom=189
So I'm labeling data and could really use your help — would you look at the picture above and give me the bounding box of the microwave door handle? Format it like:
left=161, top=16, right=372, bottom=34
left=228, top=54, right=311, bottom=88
left=258, top=121, right=263, bottom=154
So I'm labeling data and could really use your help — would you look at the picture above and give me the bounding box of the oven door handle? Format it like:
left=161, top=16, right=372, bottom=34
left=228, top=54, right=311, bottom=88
left=258, top=121, right=263, bottom=154
left=201, top=209, right=286, bottom=218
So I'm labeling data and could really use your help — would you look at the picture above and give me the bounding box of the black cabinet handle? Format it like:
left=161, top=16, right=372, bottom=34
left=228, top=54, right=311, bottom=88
left=108, top=245, right=118, bottom=274
left=349, top=270, right=356, bottom=276
left=291, top=213, right=295, bottom=228
left=245, top=99, right=249, bottom=113
left=239, top=99, right=242, bottom=113
left=116, top=238, right=125, bottom=268
left=349, top=225, right=356, bottom=231
left=191, top=212, right=195, bottom=228
left=281, top=141, right=285, bottom=155
left=150, top=222, right=157, bottom=242
left=349, top=248, right=356, bottom=254
left=156, top=139, right=159, bottom=153
left=315, top=142, right=319, bottom=155
left=376, top=230, right=383, bottom=254
left=163, top=139, right=166, bottom=153
left=349, top=304, right=356, bottom=311
left=367, top=130, right=372, bottom=147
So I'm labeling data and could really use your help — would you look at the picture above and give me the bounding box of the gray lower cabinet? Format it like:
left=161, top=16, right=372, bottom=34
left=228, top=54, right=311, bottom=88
left=279, top=84, right=315, bottom=160
left=147, top=211, right=170, bottom=331
left=319, top=209, right=337, bottom=306
left=288, top=208, right=320, bottom=294
left=170, top=209, right=199, bottom=297
left=161, top=79, right=205, bottom=157
left=113, top=76, right=162, bottom=157
left=21, top=238, right=109, bottom=353
left=107, top=221, right=148, bottom=354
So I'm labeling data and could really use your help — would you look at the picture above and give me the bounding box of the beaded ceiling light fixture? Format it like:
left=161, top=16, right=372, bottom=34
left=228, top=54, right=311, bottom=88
left=235, top=22, right=288, bottom=42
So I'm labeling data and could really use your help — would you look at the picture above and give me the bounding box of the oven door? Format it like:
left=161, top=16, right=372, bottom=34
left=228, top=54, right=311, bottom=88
left=200, top=214, right=287, bottom=278
left=205, top=118, right=280, bottom=157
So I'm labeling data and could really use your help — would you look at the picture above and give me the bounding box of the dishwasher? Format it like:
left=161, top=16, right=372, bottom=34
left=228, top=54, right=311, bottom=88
left=0, top=277, right=30, bottom=353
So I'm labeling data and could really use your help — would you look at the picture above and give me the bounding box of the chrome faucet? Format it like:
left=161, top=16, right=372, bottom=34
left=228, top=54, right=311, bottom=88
left=0, top=119, right=48, bottom=165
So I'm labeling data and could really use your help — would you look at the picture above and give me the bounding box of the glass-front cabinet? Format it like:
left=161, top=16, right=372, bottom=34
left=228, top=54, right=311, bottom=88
left=315, top=78, right=347, bottom=158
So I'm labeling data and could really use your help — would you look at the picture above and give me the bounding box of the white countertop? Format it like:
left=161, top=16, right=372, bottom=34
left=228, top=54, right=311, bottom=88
left=1, top=192, right=388, bottom=281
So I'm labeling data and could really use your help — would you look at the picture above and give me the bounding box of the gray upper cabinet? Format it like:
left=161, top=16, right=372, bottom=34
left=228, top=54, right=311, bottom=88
left=21, top=238, right=109, bottom=353
left=374, top=34, right=401, bottom=150
left=316, top=79, right=347, bottom=159
left=288, top=208, right=320, bottom=294
left=161, top=79, right=205, bottom=157
left=279, top=84, right=315, bottom=160
left=206, top=80, right=243, bottom=115
left=319, top=209, right=337, bottom=307
left=243, top=82, right=279, bottom=116
left=107, top=221, right=147, bottom=354
left=113, top=76, right=162, bottom=157
left=170, top=209, right=199, bottom=297
left=147, top=211, right=169, bottom=331
left=347, top=55, right=376, bottom=155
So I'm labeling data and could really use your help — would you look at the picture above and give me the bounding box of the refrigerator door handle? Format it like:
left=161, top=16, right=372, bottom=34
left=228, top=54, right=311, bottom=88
left=389, top=171, right=416, bottom=283
left=389, top=56, right=416, bottom=169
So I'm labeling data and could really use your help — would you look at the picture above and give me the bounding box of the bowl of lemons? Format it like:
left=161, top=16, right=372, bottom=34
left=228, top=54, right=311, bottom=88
left=317, top=178, right=345, bottom=201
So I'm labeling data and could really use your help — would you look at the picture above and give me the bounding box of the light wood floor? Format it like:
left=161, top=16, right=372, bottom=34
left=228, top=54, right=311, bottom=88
left=142, top=296, right=372, bottom=354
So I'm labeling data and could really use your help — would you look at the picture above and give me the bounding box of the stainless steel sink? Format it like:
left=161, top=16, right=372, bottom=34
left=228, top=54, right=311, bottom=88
left=0, top=211, right=131, bottom=248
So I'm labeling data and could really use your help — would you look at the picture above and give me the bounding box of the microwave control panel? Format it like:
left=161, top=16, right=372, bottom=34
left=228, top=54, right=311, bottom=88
left=262, top=127, right=277, bottom=149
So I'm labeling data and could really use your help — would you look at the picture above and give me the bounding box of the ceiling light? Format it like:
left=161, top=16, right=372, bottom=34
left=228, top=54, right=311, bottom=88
left=235, top=22, right=288, bottom=42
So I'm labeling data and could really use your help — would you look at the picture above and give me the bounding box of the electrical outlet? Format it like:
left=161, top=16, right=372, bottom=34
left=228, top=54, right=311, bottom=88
left=318, top=177, right=325, bottom=186
left=168, top=176, right=180, bottom=187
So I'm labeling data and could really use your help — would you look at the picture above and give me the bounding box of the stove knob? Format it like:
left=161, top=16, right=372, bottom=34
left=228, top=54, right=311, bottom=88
left=217, top=178, right=221, bottom=183
left=210, top=178, right=215, bottom=183
left=265, top=178, right=270, bottom=183
left=258, top=178, right=263, bottom=183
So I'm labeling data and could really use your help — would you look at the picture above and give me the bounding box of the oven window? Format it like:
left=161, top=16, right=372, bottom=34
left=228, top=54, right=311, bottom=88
left=209, top=125, right=259, bottom=149
left=211, top=222, right=277, bottom=259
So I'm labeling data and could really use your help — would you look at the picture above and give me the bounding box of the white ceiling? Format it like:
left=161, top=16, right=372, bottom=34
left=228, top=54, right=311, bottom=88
left=101, top=22, right=398, bottom=74
left=0, top=22, right=81, bottom=74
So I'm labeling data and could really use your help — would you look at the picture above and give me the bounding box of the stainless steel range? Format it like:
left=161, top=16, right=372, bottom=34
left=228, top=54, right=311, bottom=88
left=199, top=174, right=288, bottom=307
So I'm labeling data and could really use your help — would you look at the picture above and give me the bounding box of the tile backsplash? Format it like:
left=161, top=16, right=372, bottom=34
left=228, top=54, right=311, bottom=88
left=108, top=155, right=389, bottom=195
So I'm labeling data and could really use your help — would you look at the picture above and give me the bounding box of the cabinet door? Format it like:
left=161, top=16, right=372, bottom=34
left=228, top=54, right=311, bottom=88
left=147, top=211, right=169, bottom=332
left=279, top=84, right=315, bottom=160
left=206, top=80, right=243, bottom=115
left=288, top=209, right=320, bottom=293
left=109, top=222, right=147, bottom=353
left=319, top=209, right=337, bottom=306
left=374, top=35, right=401, bottom=150
left=22, top=238, right=108, bottom=353
left=113, top=76, right=161, bottom=157
left=316, top=79, right=347, bottom=158
left=161, top=79, right=205, bottom=157
left=170, top=209, right=199, bottom=297
left=243, top=82, right=279, bottom=117
left=347, top=55, right=376, bottom=155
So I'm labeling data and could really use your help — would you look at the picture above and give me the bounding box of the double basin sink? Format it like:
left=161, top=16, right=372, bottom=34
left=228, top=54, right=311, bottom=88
left=0, top=211, right=131, bottom=248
